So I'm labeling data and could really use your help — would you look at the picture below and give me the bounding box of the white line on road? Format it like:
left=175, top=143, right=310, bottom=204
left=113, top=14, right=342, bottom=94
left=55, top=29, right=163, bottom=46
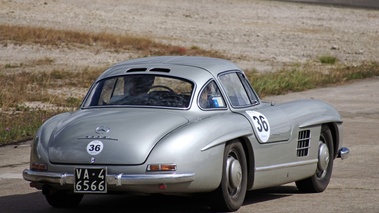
left=0, top=173, right=23, bottom=179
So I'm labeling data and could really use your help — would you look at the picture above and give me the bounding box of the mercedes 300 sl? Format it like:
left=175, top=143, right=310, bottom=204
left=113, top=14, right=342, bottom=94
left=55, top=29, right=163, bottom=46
left=23, top=56, right=350, bottom=212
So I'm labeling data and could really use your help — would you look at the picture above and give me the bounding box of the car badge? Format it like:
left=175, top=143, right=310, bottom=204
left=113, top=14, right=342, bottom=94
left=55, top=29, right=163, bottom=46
left=95, top=126, right=110, bottom=134
left=91, top=157, right=95, bottom=164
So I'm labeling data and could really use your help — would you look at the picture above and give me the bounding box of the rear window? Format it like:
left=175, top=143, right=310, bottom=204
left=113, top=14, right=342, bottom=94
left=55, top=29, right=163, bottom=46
left=82, top=74, right=194, bottom=108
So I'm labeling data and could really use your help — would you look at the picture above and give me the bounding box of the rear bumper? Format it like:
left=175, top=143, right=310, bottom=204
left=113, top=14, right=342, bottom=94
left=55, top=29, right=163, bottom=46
left=337, top=147, right=350, bottom=160
left=23, top=169, right=195, bottom=186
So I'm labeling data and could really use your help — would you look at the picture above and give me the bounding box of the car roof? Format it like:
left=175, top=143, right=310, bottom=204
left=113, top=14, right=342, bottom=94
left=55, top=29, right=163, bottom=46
left=97, top=56, right=242, bottom=81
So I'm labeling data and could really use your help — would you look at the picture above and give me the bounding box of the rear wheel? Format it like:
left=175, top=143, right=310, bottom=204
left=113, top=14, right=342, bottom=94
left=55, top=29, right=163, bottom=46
left=45, top=191, right=83, bottom=208
left=209, top=140, right=247, bottom=212
left=296, top=125, right=334, bottom=192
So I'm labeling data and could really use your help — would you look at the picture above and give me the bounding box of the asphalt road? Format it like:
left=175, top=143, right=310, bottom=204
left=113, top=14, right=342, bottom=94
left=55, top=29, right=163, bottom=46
left=0, top=77, right=378, bottom=213
left=284, top=0, right=379, bottom=9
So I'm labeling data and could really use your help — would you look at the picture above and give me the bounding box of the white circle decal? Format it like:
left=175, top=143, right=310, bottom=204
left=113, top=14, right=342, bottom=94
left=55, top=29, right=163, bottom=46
left=246, top=111, right=270, bottom=142
left=86, top=140, right=104, bottom=155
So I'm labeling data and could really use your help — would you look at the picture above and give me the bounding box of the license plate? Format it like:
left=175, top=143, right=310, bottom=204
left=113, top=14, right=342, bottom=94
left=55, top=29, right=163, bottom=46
left=74, top=168, right=107, bottom=193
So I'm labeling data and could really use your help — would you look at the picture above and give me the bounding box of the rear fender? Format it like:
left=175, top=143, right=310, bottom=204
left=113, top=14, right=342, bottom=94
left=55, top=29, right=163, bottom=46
left=31, top=112, right=71, bottom=164
left=146, top=113, right=253, bottom=191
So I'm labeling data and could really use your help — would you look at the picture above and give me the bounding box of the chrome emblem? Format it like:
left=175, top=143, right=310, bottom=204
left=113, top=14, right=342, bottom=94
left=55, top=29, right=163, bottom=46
left=95, top=126, right=110, bottom=134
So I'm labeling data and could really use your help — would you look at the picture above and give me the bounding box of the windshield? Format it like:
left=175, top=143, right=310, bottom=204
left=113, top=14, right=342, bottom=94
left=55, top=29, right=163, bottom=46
left=82, top=74, right=194, bottom=108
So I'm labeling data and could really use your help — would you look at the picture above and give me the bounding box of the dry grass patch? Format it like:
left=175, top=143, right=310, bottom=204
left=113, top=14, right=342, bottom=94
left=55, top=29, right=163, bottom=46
left=0, top=24, right=227, bottom=58
left=0, top=67, right=104, bottom=110
left=0, top=66, right=105, bottom=145
left=248, top=61, right=379, bottom=97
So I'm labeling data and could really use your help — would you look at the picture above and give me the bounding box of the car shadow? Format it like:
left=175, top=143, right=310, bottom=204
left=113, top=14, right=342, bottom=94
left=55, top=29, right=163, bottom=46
left=243, top=184, right=299, bottom=206
left=1, top=185, right=299, bottom=213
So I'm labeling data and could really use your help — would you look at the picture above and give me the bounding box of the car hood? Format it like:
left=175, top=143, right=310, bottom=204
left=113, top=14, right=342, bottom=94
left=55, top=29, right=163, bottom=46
left=48, top=108, right=189, bottom=165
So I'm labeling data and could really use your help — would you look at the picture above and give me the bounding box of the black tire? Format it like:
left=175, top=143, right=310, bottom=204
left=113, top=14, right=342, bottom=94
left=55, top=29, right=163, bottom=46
left=45, top=191, right=83, bottom=208
left=296, top=125, right=334, bottom=193
left=209, top=141, right=248, bottom=212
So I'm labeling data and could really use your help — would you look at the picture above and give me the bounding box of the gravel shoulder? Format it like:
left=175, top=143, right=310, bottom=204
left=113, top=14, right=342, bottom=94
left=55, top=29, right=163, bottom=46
left=1, top=0, right=378, bottom=71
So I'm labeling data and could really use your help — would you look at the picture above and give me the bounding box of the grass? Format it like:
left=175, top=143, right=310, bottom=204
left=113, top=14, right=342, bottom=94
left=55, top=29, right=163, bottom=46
left=0, top=67, right=104, bottom=110
left=248, top=61, right=379, bottom=97
left=0, top=66, right=105, bottom=145
left=1, top=109, right=65, bottom=144
left=1, top=25, right=378, bottom=145
left=319, top=55, right=337, bottom=64
left=0, top=24, right=226, bottom=58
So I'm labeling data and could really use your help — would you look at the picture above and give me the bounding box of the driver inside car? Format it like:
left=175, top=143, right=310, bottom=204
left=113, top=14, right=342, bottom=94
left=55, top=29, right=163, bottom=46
left=112, top=75, right=155, bottom=105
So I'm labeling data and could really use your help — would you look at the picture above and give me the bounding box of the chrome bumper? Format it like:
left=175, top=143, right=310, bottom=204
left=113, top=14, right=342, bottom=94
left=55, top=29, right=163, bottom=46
left=337, top=147, right=350, bottom=160
left=23, top=169, right=195, bottom=186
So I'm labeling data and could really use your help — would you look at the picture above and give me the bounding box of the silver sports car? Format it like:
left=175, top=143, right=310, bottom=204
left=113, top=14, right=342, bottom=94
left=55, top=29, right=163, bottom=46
left=23, top=56, right=350, bottom=212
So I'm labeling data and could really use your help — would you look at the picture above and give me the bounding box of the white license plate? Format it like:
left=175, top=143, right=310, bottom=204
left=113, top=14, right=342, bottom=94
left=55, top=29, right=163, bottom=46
left=74, top=168, right=107, bottom=193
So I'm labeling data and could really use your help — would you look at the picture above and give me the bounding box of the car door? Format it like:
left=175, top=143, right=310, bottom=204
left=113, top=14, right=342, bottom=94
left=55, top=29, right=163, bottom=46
left=218, top=71, right=292, bottom=143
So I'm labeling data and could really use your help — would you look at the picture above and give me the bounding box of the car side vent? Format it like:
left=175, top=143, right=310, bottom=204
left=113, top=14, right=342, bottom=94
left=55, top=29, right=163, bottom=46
left=297, top=130, right=311, bottom=157
left=149, top=68, right=170, bottom=73
left=126, top=68, right=147, bottom=72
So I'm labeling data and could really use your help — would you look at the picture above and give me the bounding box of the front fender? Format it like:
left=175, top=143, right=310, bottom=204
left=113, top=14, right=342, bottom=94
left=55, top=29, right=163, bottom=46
left=299, top=115, right=342, bottom=128
left=278, top=99, right=342, bottom=128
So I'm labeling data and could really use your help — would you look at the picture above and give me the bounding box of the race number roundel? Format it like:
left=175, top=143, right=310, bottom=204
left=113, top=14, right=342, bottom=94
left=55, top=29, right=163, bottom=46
left=246, top=111, right=270, bottom=142
left=87, top=140, right=104, bottom=155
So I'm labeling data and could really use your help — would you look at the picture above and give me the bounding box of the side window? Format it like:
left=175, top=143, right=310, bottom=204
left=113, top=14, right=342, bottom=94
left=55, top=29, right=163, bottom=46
left=101, top=77, right=125, bottom=104
left=237, top=73, right=259, bottom=104
left=199, top=81, right=226, bottom=109
left=219, top=72, right=251, bottom=107
left=94, top=77, right=126, bottom=105
left=98, top=78, right=118, bottom=105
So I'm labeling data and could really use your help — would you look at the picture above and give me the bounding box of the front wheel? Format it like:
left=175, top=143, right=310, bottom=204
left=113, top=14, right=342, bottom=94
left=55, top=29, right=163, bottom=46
left=296, top=125, right=334, bottom=193
left=209, top=140, right=248, bottom=212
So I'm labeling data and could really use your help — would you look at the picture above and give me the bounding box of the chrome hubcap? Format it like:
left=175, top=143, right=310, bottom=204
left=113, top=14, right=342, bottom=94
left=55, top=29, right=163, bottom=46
left=227, top=157, right=242, bottom=189
left=318, top=142, right=330, bottom=172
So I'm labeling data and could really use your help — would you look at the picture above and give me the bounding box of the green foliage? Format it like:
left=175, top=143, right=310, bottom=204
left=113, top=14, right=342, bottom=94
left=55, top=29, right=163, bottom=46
left=246, top=62, right=379, bottom=98
left=0, top=109, right=64, bottom=145
left=319, top=55, right=337, bottom=64
left=65, top=97, right=82, bottom=107
left=5, top=63, right=23, bottom=68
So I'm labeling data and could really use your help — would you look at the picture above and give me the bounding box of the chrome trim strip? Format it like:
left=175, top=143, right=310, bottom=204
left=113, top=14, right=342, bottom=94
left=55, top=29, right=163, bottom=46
left=255, top=159, right=318, bottom=172
left=23, top=169, right=195, bottom=186
left=78, top=136, right=118, bottom=141
left=108, top=173, right=195, bottom=186
left=338, top=147, right=350, bottom=160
